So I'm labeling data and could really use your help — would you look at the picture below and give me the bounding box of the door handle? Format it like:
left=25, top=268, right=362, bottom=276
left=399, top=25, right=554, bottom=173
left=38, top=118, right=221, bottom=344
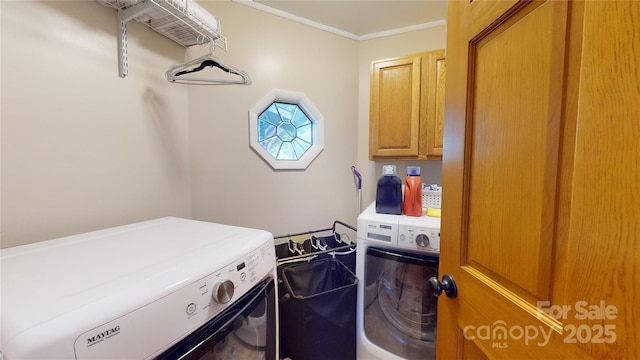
left=428, top=274, right=458, bottom=298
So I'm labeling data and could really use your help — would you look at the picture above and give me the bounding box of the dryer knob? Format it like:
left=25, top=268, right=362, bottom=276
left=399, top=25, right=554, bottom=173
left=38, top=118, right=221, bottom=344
left=212, top=280, right=235, bottom=304
left=416, top=233, right=430, bottom=247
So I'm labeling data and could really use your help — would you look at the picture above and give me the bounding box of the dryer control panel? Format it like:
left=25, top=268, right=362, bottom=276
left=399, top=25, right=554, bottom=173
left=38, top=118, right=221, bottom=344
left=73, top=242, right=275, bottom=360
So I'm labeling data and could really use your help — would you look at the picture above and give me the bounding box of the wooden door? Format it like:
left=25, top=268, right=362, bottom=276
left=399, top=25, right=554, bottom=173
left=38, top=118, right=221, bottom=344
left=438, top=0, right=639, bottom=359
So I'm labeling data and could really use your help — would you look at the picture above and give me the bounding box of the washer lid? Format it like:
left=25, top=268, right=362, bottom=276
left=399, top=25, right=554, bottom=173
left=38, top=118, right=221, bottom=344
left=1, top=217, right=274, bottom=358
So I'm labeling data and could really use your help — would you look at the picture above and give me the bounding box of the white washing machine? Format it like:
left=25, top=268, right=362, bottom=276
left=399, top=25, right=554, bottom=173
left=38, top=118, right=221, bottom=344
left=356, top=202, right=441, bottom=360
left=1, top=217, right=278, bottom=360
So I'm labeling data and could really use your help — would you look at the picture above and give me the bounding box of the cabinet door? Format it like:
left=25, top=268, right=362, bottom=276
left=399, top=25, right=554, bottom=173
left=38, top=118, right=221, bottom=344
left=423, top=49, right=446, bottom=158
left=369, top=55, right=422, bottom=159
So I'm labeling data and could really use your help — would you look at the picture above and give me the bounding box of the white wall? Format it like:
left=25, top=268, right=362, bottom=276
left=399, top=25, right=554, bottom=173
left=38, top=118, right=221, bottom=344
left=186, top=2, right=447, bottom=238
left=187, top=1, right=361, bottom=238
left=1, top=1, right=192, bottom=247
left=0, top=0, right=446, bottom=248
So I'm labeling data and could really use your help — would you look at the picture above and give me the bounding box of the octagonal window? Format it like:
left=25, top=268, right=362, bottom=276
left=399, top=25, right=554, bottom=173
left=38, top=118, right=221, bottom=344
left=258, top=102, right=312, bottom=160
left=250, top=89, right=324, bottom=170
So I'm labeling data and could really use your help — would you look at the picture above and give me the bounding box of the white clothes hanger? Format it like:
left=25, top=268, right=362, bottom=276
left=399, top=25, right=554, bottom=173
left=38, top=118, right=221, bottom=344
left=165, top=40, right=251, bottom=85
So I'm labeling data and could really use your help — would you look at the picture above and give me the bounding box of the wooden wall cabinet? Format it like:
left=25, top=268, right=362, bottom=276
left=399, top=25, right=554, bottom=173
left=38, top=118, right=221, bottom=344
left=369, top=49, right=445, bottom=160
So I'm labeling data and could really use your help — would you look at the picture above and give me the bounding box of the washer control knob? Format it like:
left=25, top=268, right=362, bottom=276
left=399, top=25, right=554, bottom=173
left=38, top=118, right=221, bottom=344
left=416, top=233, right=430, bottom=247
left=212, top=280, right=235, bottom=304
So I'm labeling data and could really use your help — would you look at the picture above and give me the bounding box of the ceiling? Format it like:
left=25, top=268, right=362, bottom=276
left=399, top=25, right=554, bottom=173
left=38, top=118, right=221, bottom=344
left=233, top=0, right=448, bottom=41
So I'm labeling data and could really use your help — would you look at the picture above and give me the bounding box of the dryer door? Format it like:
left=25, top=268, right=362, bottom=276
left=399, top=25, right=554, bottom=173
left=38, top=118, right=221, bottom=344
left=156, top=276, right=276, bottom=360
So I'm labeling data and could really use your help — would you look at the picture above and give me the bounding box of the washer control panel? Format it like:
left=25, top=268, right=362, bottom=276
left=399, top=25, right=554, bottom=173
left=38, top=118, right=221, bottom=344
left=398, top=224, right=440, bottom=254
left=357, top=202, right=441, bottom=255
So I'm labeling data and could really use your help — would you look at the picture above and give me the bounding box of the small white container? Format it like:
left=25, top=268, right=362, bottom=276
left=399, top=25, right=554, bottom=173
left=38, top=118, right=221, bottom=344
left=422, top=184, right=442, bottom=209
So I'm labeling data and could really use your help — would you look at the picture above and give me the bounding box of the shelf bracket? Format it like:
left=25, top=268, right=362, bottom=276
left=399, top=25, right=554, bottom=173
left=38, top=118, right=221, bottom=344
left=117, top=1, right=155, bottom=77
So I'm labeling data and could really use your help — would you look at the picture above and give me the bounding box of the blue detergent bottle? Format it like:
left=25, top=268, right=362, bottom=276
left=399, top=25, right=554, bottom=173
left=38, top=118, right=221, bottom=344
left=376, top=165, right=402, bottom=215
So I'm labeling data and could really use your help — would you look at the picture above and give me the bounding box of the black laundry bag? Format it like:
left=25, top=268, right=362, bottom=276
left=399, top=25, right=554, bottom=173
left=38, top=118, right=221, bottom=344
left=279, top=258, right=357, bottom=360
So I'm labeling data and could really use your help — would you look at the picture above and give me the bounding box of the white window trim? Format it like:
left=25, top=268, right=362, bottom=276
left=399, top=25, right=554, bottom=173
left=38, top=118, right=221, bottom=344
left=249, top=89, right=324, bottom=170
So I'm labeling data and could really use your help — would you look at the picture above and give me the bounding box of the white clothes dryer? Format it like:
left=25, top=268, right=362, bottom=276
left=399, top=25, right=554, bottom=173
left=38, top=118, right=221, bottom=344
left=1, top=217, right=278, bottom=360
